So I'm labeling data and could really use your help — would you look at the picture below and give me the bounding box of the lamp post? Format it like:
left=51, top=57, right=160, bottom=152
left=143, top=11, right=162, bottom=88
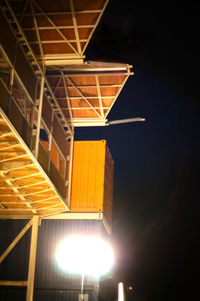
left=55, top=235, right=114, bottom=299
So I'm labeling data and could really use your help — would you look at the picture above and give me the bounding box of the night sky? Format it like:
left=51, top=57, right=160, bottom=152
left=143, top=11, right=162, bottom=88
left=75, top=1, right=199, bottom=300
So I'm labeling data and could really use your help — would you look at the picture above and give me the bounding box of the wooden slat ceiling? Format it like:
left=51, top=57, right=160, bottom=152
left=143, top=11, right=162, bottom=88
left=46, top=61, right=132, bottom=126
left=2, top=0, right=133, bottom=126
left=7, top=0, right=108, bottom=59
left=0, top=109, right=68, bottom=217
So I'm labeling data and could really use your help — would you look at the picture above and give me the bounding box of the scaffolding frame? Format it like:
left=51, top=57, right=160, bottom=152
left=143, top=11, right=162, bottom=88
left=0, top=1, right=133, bottom=300
left=0, top=213, right=110, bottom=301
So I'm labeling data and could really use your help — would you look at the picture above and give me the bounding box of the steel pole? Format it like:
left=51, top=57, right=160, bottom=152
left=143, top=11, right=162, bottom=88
left=26, top=216, right=39, bottom=301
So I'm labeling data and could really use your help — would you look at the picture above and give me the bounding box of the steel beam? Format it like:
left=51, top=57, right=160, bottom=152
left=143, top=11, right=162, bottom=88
left=34, top=76, right=44, bottom=159
left=0, top=219, right=33, bottom=264
left=26, top=216, right=39, bottom=301
left=0, top=281, right=27, bottom=287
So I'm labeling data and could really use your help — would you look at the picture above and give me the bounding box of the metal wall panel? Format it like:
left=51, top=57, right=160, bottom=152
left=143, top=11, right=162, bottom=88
left=0, top=288, right=98, bottom=301
left=0, top=220, right=31, bottom=281
left=0, top=10, right=37, bottom=102
left=0, top=219, right=109, bottom=300
left=103, top=146, right=114, bottom=224
left=0, top=81, right=32, bottom=148
left=34, top=289, right=98, bottom=301
left=0, top=287, right=26, bottom=301
left=70, top=140, right=114, bottom=224
left=42, top=95, right=54, bottom=132
left=35, top=219, right=107, bottom=290
left=70, top=140, right=105, bottom=213
left=52, top=115, right=67, bottom=157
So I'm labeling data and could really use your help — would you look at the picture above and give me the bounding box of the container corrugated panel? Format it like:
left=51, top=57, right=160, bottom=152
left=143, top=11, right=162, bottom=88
left=103, top=146, right=114, bottom=223
left=34, top=289, right=98, bottom=301
left=0, top=220, right=31, bottom=282
left=0, top=219, right=109, bottom=300
left=35, top=220, right=108, bottom=291
left=0, top=288, right=98, bottom=301
left=0, top=288, right=26, bottom=301
left=70, top=140, right=114, bottom=224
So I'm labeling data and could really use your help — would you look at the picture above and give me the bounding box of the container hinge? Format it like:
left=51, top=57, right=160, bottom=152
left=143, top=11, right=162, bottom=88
left=65, top=181, right=69, bottom=187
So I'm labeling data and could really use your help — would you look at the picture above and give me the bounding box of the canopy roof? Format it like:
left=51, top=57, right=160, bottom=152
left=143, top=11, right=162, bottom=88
left=6, top=0, right=108, bottom=61
left=46, top=61, right=132, bottom=126
left=2, top=0, right=133, bottom=127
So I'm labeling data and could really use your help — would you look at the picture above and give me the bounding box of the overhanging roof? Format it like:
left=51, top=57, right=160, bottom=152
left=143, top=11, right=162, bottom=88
left=1, top=0, right=133, bottom=128
left=4, top=0, right=109, bottom=61
left=46, top=61, right=133, bottom=126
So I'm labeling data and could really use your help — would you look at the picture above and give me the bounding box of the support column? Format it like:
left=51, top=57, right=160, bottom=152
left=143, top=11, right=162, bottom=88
left=34, top=76, right=44, bottom=159
left=26, top=216, right=40, bottom=301
left=67, top=135, right=74, bottom=206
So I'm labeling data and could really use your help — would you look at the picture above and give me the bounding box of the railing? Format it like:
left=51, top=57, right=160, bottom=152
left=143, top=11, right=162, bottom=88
left=0, top=48, right=70, bottom=202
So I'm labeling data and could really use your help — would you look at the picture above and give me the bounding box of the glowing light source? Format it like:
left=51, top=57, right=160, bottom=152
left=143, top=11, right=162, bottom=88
left=55, top=236, right=114, bottom=277
left=118, top=282, right=125, bottom=301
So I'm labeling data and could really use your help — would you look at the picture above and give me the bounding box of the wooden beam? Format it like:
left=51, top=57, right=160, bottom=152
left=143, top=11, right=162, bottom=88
left=0, top=180, right=46, bottom=190
left=0, top=143, right=21, bottom=150
left=0, top=151, right=25, bottom=156
left=0, top=154, right=28, bottom=163
left=0, top=172, right=36, bottom=212
left=0, top=162, right=35, bottom=173
left=0, top=172, right=42, bottom=181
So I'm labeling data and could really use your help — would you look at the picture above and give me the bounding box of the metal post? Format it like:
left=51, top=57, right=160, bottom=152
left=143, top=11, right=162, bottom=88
left=34, top=76, right=44, bottom=159
left=67, top=135, right=74, bottom=206
left=9, top=69, right=15, bottom=92
left=80, top=273, right=84, bottom=300
left=26, top=216, right=39, bottom=301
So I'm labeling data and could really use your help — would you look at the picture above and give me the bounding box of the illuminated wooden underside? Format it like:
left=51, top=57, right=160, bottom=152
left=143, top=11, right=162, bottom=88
left=47, top=62, right=132, bottom=126
left=2, top=0, right=133, bottom=127
left=0, top=109, right=68, bottom=217
left=5, top=0, right=108, bottom=60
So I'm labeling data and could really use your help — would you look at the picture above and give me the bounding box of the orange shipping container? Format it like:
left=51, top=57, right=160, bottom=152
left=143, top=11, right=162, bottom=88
left=70, top=140, right=114, bottom=224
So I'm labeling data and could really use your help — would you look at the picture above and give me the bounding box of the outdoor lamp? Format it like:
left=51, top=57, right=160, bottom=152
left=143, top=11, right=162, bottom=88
left=55, top=235, right=114, bottom=277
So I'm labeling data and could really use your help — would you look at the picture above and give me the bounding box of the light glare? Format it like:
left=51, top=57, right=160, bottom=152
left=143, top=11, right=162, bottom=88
left=55, top=236, right=114, bottom=277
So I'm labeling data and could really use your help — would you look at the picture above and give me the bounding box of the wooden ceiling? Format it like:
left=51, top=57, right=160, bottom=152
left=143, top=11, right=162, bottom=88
left=2, top=0, right=133, bottom=127
left=0, top=109, right=68, bottom=217
left=46, top=62, right=132, bottom=126
left=6, top=0, right=108, bottom=59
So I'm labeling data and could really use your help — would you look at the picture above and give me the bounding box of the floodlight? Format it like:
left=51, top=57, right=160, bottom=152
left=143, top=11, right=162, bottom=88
left=55, top=235, right=114, bottom=277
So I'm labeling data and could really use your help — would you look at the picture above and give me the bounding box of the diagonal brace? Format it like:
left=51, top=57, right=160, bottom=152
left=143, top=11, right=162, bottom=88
left=0, top=219, right=33, bottom=264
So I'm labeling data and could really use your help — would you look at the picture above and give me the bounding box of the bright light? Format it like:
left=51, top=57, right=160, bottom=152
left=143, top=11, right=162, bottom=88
left=55, top=236, right=114, bottom=277
left=118, top=282, right=125, bottom=301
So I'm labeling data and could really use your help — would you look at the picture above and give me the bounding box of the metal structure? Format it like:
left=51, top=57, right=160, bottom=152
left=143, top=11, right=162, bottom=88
left=0, top=0, right=132, bottom=300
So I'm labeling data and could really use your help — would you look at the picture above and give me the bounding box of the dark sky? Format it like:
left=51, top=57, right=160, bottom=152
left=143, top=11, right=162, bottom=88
left=75, top=1, right=200, bottom=300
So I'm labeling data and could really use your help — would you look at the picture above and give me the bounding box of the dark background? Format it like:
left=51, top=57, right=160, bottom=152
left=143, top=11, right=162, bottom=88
left=76, top=0, right=200, bottom=300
